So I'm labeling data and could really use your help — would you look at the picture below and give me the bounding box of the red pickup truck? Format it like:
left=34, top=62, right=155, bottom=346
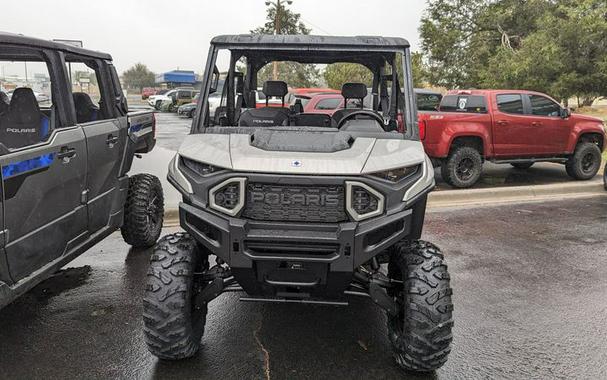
left=419, top=90, right=606, bottom=188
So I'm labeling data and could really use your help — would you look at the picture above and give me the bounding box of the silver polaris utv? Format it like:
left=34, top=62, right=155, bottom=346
left=143, top=35, right=453, bottom=373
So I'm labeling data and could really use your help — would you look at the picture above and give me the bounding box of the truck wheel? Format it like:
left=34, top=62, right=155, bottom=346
left=510, top=162, right=534, bottom=170
left=441, top=146, right=482, bottom=188
left=387, top=240, right=453, bottom=373
left=565, top=142, right=602, bottom=180
left=121, top=174, right=164, bottom=248
left=143, top=233, right=209, bottom=360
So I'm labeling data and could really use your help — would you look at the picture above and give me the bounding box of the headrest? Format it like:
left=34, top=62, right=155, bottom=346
left=73, top=92, right=97, bottom=109
left=0, top=92, right=8, bottom=114
left=9, top=88, right=40, bottom=123
left=262, top=81, right=288, bottom=98
left=341, top=83, right=367, bottom=99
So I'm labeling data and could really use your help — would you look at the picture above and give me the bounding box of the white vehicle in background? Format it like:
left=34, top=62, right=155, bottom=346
left=148, top=89, right=174, bottom=109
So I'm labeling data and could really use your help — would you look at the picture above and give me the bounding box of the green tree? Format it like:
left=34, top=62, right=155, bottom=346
left=122, top=63, right=155, bottom=92
left=479, top=0, right=607, bottom=105
left=323, top=63, right=373, bottom=90
left=420, top=0, right=557, bottom=88
left=323, top=53, right=427, bottom=91
left=251, top=0, right=320, bottom=87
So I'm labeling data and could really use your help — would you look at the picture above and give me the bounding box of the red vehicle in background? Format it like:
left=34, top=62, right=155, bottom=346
left=141, top=87, right=157, bottom=99
left=418, top=89, right=606, bottom=188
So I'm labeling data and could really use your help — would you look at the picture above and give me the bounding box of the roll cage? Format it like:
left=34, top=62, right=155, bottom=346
left=191, top=35, right=419, bottom=140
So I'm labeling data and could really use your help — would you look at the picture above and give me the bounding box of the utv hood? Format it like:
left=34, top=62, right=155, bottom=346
left=177, top=130, right=426, bottom=175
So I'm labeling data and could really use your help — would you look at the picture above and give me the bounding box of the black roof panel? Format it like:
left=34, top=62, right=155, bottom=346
left=211, top=35, right=410, bottom=50
left=0, top=31, right=112, bottom=60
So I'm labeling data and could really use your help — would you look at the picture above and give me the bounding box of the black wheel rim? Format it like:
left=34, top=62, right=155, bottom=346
left=456, top=158, right=475, bottom=181
left=581, top=153, right=597, bottom=173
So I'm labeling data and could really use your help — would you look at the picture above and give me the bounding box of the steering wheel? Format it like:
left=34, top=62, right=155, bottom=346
left=336, top=110, right=385, bottom=129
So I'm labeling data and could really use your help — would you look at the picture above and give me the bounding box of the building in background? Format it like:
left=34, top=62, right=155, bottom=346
left=155, top=70, right=199, bottom=89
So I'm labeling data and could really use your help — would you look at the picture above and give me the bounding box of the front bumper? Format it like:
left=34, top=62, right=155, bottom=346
left=179, top=198, right=420, bottom=298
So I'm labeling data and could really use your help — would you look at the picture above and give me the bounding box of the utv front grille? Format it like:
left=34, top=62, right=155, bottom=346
left=243, top=183, right=347, bottom=223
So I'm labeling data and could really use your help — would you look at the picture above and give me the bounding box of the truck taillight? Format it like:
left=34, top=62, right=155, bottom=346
left=397, top=113, right=404, bottom=132
left=418, top=119, right=427, bottom=140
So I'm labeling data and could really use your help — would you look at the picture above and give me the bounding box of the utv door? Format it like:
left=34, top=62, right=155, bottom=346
left=0, top=49, right=88, bottom=282
left=66, top=57, right=128, bottom=233
left=0, top=165, right=10, bottom=287
left=0, top=127, right=88, bottom=281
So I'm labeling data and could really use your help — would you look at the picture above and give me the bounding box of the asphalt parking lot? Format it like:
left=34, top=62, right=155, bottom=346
left=1, top=197, right=606, bottom=379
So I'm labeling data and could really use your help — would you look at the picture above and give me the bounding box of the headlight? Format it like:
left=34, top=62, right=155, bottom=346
left=180, top=157, right=223, bottom=176
left=209, top=178, right=246, bottom=216
left=345, top=181, right=385, bottom=221
left=369, top=165, right=419, bottom=182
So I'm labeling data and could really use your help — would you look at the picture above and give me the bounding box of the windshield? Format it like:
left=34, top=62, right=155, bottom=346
left=195, top=45, right=416, bottom=138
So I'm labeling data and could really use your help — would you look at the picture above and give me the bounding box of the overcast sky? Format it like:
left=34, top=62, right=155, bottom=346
left=1, top=0, right=427, bottom=74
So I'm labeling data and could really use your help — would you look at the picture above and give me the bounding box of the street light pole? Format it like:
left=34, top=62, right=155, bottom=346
left=266, top=0, right=293, bottom=80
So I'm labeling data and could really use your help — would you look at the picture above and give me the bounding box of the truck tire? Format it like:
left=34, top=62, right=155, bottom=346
left=441, top=146, right=483, bottom=188
left=143, top=233, right=208, bottom=360
left=510, top=162, right=534, bottom=170
left=121, top=174, right=164, bottom=248
left=565, top=142, right=602, bottom=180
left=387, top=240, right=453, bottom=373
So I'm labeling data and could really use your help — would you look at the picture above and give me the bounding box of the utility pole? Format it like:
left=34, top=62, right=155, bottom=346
left=266, top=0, right=293, bottom=80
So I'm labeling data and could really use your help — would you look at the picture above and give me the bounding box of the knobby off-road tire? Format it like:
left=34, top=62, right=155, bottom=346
left=510, top=162, right=534, bottom=170
left=565, top=142, right=602, bottom=180
left=441, top=146, right=483, bottom=188
left=121, top=174, right=164, bottom=248
left=143, top=233, right=209, bottom=360
left=387, top=240, right=454, bottom=373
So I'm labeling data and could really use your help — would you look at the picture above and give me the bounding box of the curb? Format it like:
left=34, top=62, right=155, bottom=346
left=160, top=180, right=606, bottom=224
left=428, top=179, right=605, bottom=209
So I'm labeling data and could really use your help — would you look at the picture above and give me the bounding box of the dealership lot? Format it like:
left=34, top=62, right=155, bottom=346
left=1, top=197, right=605, bottom=379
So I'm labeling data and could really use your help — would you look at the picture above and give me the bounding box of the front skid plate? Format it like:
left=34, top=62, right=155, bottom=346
left=240, top=296, right=348, bottom=306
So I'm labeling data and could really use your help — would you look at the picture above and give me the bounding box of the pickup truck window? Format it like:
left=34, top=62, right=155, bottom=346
left=315, top=98, right=341, bottom=110
left=497, top=94, right=524, bottom=114
left=530, top=95, right=561, bottom=117
left=439, top=95, right=487, bottom=113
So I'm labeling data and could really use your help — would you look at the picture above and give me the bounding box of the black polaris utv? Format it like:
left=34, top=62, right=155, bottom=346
left=143, top=35, right=453, bottom=373
left=0, top=33, right=164, bottom=309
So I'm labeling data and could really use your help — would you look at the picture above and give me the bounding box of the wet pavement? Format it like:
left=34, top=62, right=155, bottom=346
left=1, top=197, right=606, bottom=379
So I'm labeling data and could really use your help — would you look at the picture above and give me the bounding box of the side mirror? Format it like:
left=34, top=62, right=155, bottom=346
left=209, top=66, right=220, bottom=94
left=560, top=108, right=571, bottom=119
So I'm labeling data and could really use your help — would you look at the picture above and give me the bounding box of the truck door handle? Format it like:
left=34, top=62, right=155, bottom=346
left=57, top=146, right=76, bottom=160
left=531, top=122, right=542, bottom=127
left=496, top=120, right=508, bottom=126
left=106, top=134, right=119, bottom=147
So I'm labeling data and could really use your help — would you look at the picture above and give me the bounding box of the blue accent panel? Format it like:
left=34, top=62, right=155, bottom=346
left=91, top=110, right=98, bottom=121
left=129, top=123, right=143, bottom=133
left=2, top=153, right=54, bottom=179
left=40, top=116, right=50, bottom=140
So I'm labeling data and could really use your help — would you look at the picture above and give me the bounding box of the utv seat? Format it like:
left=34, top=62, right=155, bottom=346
left=0, top=88, right=50, bottom=149
left=332, top=83, right=375, bottom=126
left=239, top=81, right=290, bottom=127
left=73, top=92, right=99, bottom=123
left=0, top=91, right=9, bottom=115
left=290, top=113, right=332, bottom=128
